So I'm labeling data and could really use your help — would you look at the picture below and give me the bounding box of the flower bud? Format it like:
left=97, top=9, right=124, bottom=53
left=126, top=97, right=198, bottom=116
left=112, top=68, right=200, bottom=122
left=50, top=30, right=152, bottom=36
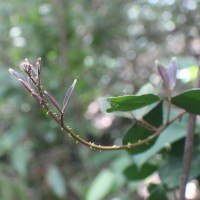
left=157, top=58, right=177, bottom=91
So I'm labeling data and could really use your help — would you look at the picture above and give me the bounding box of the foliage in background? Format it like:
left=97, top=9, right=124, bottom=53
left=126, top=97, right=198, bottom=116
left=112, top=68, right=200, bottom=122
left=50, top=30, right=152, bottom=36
left=1, top=0, right=200, bottom=199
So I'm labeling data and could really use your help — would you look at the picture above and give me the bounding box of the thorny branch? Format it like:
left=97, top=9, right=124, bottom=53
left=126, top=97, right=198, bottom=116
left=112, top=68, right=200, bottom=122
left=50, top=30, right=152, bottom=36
left=9, top=58, right=186, bottom=151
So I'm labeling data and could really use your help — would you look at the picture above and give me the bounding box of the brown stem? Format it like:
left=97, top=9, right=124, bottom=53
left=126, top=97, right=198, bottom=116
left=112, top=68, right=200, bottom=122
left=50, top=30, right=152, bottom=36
left=179, top=114, right=196, bottom=200
left=167, top=94, right=172, bottom=124
left=37, top=83, right=186, bottom=150
left=136, top=119, right=158, bottom=132
left=179, top=65, right=200, bottom=200
left=62, top=110, right=186, bottom=150
left=26, top=71, right=187, bottom=151
left=60, top=112, right=64, bottom=126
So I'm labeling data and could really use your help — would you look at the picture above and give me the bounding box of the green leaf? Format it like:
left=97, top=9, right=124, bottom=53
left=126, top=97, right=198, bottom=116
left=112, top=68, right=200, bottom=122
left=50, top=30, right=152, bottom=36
left=159, top=156, right=182, bottom=189
left=159, top=148, right=200, bottom=189
left=123, top=163, right=157, bottom=181
left=123, top=124, right=155, bottom=154
left=133, top=121, right=187, bottom=167
left=107, top=94, right=160, bottom=112
left=132, top=83, right=162, bottom=119
left=86, top=169, right=115, bottom=200
left=123, top=102, right=163, bottom=154
left=98, top=97, right=133, bottom=119
left=172, top=89, right=200, bottom=114
left=143, top=101, right=163, bottom=127
left=46, top=166, right=67, bottom=198
left=147, top=184, right=168, bottom=200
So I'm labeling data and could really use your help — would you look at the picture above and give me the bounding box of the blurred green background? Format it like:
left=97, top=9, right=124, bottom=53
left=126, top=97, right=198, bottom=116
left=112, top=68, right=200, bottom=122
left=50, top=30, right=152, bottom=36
left=0, top=0, right=199, bottom=199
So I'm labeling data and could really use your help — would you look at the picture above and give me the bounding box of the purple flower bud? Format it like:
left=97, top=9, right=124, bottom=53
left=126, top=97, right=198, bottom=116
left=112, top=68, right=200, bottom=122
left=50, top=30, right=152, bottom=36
left=27, top=76, right=34, bottom=89
left=36, top=57, right=41, bottom=77
left=21, top=59, right=38, bottom=77
left=44, top=91, right=62, bottom=113
left=157, top=58, right=177, bottom=91
left=167, top=58, right=177, bottom=90
left=157, top=64, right=169, bottom=89
left=9, top=68, right=36, bottom=93
left=62, top=79, right=77, bottom=113
left=18, top=79, right=32, bottom=93
left=21, top=59, right=32, bottom=74
left=9, top=68, right=26, bottom=82
left=31, top=91, right=42, bottom=102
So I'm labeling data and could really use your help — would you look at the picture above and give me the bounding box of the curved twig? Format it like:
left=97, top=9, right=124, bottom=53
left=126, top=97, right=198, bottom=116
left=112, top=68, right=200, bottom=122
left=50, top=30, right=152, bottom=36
left=37, top=82, right=186, bottom=150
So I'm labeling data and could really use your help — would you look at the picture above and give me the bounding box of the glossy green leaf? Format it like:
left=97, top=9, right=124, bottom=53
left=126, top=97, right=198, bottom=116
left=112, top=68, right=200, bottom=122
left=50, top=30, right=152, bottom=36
left=132, top=83, right=162, bottom=119
left=159, top=156, right=183, bottom=189
left=172, top=89, right=200, bottom=114
left=107, top=94, right=160, bottom=112
left=159, top=148, right=200, bottom=189
left=123, top=162, right=157, bottom=181
left=123, top=102, right=163, bottom=154
left=147, top=184, right=168, bottom=200
left=133, top=120, right=187, bottom=167
left=123, top=124, right=155, bottom=154
left=98, top=97, right=133, bottom=119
